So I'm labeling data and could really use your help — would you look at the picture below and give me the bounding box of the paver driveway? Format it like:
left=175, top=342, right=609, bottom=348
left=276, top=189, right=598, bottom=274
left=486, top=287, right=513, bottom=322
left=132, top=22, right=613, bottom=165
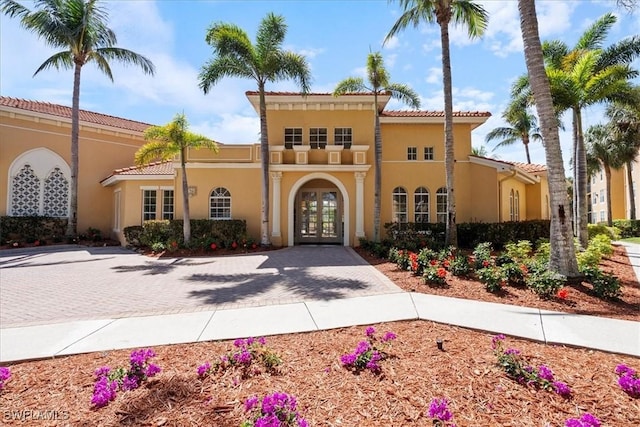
left=0, top=245, right=403, bottom=328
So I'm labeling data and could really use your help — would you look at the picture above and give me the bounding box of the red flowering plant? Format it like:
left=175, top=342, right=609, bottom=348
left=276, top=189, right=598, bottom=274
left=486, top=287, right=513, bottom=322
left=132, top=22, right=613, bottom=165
left=557, top=288, right=569, bottom=299
left=423, top=264, right=448, bottom=287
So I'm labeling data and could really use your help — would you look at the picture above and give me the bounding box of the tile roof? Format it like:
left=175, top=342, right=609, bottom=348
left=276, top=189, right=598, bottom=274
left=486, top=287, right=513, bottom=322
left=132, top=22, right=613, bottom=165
left=382, top=110, right=491, bottom=118
left=246, top=91, right=374, bottom=97
left=470, top=155, right=547, bottom=173
left=0, top=96, right=153, bottom=133
left=111, top=161, right=174, bottom=176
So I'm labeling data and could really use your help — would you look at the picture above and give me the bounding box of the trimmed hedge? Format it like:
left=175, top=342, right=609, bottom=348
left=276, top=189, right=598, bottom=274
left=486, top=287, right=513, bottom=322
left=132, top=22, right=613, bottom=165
left=127, top=219, right=249, bottom=249
left=383, top=220, right=551, bottom=250
left=0, top=216, right=68, bottom=243
left=612, top=219, right=640, bottom=238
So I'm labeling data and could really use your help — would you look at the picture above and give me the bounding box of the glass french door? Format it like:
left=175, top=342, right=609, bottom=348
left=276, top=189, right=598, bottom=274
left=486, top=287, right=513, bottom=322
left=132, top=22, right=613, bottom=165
left=297, top=189, right=342, bottom=244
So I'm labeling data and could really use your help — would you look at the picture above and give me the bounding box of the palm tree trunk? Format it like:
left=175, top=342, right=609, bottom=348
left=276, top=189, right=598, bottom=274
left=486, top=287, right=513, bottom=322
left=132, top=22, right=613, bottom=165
left=66, top=62, right=82, bottom=238
left=626, top=161, right=637, bottom=220
left=373, top=91, right=382, bottom=242
left=572, top=110, right=578, bottom=236
left=258, top=83, right=271, bottom=246
left=440, top=22, right=457, bottom=247
left=523, top=133, right=531, bottom=164
left=518, top=0, right=578, bottom=277
left=604, top=164, right=613, bottom=227
left=575, top=108, right=589, bottom=248
left=181, top=148, right=191, bottom=244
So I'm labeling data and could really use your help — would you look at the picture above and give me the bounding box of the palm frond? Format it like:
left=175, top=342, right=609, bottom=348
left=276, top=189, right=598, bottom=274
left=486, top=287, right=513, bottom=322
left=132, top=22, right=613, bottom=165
left=385, top=82, right=421, bottom=109
left=451, top=0, right=489, bottom=38
left=596, top=35, right=640, bottom=70
left=333, top=77, right=367, bottom=96
left=95, top=47, right=155, bottom=75
left=273, top=51, right=312, bottom=95
left=205, top=22, right=254, bottom=61
left=575, top=12, right=616, bottom=51
left=33, top=50, right=74, bottom=75
left=198, top=57, right=255, bottom=94
left=255, top=12, right=286, bottom=57
left=134, top=140, right=178, bottom=165
left=385, top=0, right=437, bottom=42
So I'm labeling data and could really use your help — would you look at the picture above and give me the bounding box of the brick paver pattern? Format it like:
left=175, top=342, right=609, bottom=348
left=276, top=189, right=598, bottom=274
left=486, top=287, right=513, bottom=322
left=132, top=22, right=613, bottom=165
left=0, top=246, right=402, bottom=327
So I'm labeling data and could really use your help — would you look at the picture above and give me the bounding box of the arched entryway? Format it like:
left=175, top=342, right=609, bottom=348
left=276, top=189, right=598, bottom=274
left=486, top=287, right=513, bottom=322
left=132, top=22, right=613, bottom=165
left=287, top=173, right=350, bottom=246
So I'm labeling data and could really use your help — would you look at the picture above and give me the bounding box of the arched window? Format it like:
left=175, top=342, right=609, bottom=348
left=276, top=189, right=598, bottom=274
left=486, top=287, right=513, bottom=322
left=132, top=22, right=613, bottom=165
left=514, top=190, right=520, bottom=221
left=509, top=189, right=515, bottom=221
left=414, top=187, right=429, bottom=223
left=436, top=187, right=447, bottom=223
left=210, top=187, right=231, bottom=219
left=392, top=187, right=407, bottom=223
left=9, top=148, right=70, bottom=217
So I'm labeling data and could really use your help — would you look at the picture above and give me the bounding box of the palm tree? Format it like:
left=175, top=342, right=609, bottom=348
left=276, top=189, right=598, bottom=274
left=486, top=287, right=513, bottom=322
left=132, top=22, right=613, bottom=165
left=517, top=0, right=578, bottom=277
left=198, top=12, right=311, bottom=247
left=1, top=0, right=155, bottom=237
left=333, top=52, right=420, bottom=242
left=385, top=0, right=488, bottom=247
left=541, top=13, right=640, bottom=248
left=606, top=97, right=640, bottom=220
left=485, top=97, right=542, bottom=164
left=585, top=124, right=622, bottom=226
left=135, top=113, right=218, bottom=245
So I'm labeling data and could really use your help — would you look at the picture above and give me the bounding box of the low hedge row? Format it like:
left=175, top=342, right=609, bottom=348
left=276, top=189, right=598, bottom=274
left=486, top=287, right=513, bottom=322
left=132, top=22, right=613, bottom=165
left=383, top=220, right=551, bottom=250
left=124, top=219, right=249, bottom=249
left=1, top=216, right=68, bottom=243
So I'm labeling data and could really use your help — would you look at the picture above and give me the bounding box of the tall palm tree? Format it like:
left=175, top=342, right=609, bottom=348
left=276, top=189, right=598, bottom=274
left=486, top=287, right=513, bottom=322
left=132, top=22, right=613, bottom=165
left=1, top=0, right=155, bottom=237
left=485, top=97, right=542, bottom=164
left=606, top=97, right=640, bottom=220
left=333, top=52, right=420, bottom=242
left=198, top=12, right=311, bottom=246
left=135, top=113, right=218, bottom=245
left=585, top=124, right=622, bottom=226
left=517, top=0, right=578, bottom=277
left=541, top=13, right=640, bottom=248
left=385, top=0, right=488, bottom=247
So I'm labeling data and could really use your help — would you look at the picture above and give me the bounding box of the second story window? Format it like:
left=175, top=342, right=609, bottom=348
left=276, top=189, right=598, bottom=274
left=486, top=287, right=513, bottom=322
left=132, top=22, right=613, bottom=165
left=407, top=147, right=417, bottom=160
left=334, top=128, right=352, bottom=147
left=284, top=128, right=302, bottom=148
left=424, top=146, right=434, bottom=160
left=310, top=127, right=327, bottom=149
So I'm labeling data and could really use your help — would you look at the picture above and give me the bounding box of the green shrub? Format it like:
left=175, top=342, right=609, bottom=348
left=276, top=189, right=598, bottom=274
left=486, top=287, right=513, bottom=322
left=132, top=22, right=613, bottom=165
left=150, top=241, right=166, bottom=252
left=581, top=266, right=622, bottom=299
left=525, top=267, right=566, bottom=299
left=504, top=240, right=532, bottom=263
left=576, top=234, right=613, bottom=270
left=0, top=216, right=67, bottom=242
left=124, top=226, right=143, bottom=246
left=534, top=240, right=551, bottom=264
left=140, top=220, right=173, bottom=247
left=588, top=224, right=620, bottom=241
left=612, top=219, right=640, bottom=238
left=422, top=264, right=447, bottom=286
left=472, top=242, right=493, bottom=269
left=501, top=262, right=527, bottom=286
left=476, top=266, right=506, bottom=293
left=449, top=253, right=472, bottom=277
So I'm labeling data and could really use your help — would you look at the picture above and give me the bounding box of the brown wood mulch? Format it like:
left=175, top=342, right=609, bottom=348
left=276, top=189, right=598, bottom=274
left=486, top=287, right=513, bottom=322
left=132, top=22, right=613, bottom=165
left=0, top=246, right=639, bottom=426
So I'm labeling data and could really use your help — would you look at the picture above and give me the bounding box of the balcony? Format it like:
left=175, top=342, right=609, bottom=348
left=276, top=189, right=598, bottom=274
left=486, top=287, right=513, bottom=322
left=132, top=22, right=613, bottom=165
left=270, top=143, right=369, bottom=166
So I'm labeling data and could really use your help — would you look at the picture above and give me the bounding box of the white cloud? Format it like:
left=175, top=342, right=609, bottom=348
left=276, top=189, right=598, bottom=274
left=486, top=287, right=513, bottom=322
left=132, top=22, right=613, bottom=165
left=192, top=114, right=260, bottom=144
left=383, top=35, right=400, bottom=50
left=385, top=53, right=398, bottom=68
left=287, top=46, right=325, bottom=59
left=452, top=87, right=494, bottom=103
left=425, top=67, right=441, bottom=84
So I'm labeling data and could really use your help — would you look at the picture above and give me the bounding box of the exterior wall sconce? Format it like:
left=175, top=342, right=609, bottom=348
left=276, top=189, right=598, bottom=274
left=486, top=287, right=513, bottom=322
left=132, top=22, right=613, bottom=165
left=188, top=186, right=197, bottom=197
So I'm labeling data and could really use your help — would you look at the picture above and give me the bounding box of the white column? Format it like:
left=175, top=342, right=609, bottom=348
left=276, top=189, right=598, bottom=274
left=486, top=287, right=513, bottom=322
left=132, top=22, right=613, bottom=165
left=271, top=171, right=283, bottom=237
left=355, top=171, right=366, bottom=238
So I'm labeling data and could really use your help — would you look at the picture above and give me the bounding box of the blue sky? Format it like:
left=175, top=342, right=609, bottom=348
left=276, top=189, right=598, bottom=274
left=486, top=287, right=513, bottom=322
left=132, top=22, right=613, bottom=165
left=1, top=0, right=639, bottom=169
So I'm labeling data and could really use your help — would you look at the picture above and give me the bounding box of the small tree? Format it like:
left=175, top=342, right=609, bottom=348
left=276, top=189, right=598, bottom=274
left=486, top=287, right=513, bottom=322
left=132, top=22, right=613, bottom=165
left=333, top=52, right=420, bottom=242
left=135, top=114, right=218, bottom=244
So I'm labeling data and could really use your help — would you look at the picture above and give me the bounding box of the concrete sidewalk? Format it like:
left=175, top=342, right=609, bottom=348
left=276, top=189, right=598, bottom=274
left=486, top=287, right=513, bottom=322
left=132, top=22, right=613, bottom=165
left=2, top=291, right=638, bottom=363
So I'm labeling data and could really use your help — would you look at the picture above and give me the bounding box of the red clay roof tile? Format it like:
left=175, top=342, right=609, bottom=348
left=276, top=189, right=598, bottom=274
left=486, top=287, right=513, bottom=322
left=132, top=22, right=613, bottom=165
left=0, top=96, right=153, bottom=133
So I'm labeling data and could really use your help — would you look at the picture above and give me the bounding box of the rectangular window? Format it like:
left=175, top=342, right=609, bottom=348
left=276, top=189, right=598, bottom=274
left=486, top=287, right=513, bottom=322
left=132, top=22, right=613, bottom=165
left=334, top=128, right=352, bottom=146
left=600, top=189, right=605, bottom=203
left=600, top=210, right=605, bottom=222
left=436, top=190, right=448, bottom=223
left=407, top=147, right=417, bottom=160
left=600, top=171, right=604, bottom=181
left=592, top=176, right=596, bottom=185
left=284, top=128, right=302, bottom=147
left=424, top=146, right=434, bottom=160
left=142, top=190, right=157, bottom=221
left=162, top=190, right=174, bottom=220
left=310, top=127, right=327, bottom=149
left=392, top=188, right=407, bottom=223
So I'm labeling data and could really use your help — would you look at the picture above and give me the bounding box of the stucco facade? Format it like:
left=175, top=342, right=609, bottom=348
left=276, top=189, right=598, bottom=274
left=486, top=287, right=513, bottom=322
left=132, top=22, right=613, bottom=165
left=1, top=93, right=550, bottom=247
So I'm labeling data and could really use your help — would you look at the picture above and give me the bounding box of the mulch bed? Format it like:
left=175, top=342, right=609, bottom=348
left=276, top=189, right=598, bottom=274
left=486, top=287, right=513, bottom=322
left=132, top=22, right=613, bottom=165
left=0, top=244, right=638, bottom=426
left=354, top=244, right=640, bottom=322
